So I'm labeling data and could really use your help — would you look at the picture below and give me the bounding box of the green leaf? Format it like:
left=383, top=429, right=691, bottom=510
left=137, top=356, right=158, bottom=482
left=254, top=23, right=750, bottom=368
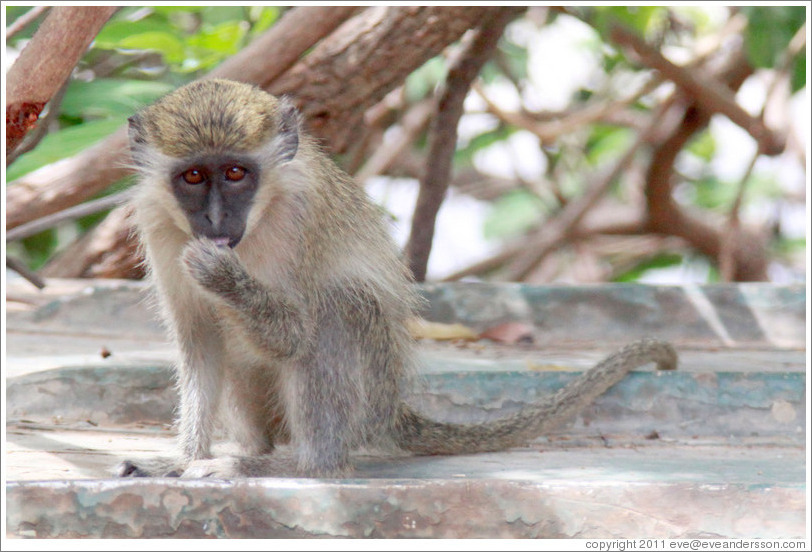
left=772, top=236, right=806, bottom=256
left=455, top=126, right=514, bottom=165
left=94, top=20, right=177, bottom=49
left=199, top=5, right=246, bottom=25
left=592, top=6, right=668, bottom=41
left=791, top=52, right=806, bottom=93
left=685, top=130, right=716, bottom=162
left=612, top=253, right=683, bottom=282
left=689, top=176, right=735, bottom=211
left=741, top=6, right=806, bottom=92
left=671, top=7, right=716, bottom=35
left=7, top=117, right=127, bottom=181
left=61, top=79, right=174, bottom=119
left=116, top=31, right=187, bottom=64
left=585, top=125, right=634, bottom=166
left=248, top=7, right=280, bottom=36
left=21, top=229, right=58, bottom=271
left=483, top=189, right=545, bottom=240
left=188, top=21, right=247, bottom=55
left=688, top=173, right=781, bottom=212
left=495, top=38, right=529, bottom=82
left=405, top=56, right=447, bottom=102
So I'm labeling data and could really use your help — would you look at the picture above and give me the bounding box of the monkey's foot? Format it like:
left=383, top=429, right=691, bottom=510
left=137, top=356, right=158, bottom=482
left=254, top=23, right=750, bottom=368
left=180, top=455, right=298, bottom=478
left=115, top=458, right=184, bottom=478
left=180, top=452, right=340, bottom=478
left=181, top=457, right=242, bottom=479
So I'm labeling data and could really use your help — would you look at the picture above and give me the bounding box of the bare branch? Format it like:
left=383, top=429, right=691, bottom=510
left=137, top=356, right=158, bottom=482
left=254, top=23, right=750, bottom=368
left=209, top=6, right=360, bottom=87
left=719, top=22, right=805, bottom=282
left=405, top=8, right=523, bottom=282
left=6, top=7, right=117, bottom=154
left=5, top=6, right=49, bottom=40
left=474, top=76, right=661, bottom=145
left=502, top=98, right=682, bottom=282
left=718, top=153, right=759, bottom=281
left=355, top=97, right=434, bottom=182
left=6, top=80, right=69, bottom=166
left=609, top=24, right=785, bottom=155
left=642, top=74, right=769, bottom=281
left=40, top=205, right=144, bottom=279
left=269, top=6, right=512, bottom=153
left=6, top=128, right=131, bottom=230
left=6, top=191, right=130, bottom=242
left=6, top=257, right=46, bottom=289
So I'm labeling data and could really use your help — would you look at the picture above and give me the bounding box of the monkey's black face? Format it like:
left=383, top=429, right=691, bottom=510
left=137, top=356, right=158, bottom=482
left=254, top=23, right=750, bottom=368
left=170, top=155, right=260, bottom=248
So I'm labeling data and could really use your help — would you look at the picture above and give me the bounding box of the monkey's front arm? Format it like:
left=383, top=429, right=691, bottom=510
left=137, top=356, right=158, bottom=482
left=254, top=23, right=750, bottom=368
left=181, top=238, right=313, bottom=359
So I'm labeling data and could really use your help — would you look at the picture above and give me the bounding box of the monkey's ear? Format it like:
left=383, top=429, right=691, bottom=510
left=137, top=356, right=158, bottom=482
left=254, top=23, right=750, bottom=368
left=275, top=99, right=299, bottom=164
left=127, top=114, right=145, bottom=144
left=127, top=113, right=148, bottom=167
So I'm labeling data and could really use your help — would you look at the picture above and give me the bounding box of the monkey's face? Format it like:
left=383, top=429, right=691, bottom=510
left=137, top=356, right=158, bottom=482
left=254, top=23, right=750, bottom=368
left=169, top=154, right=260, bottom=248
left=128, top=80, right=302, bottom=248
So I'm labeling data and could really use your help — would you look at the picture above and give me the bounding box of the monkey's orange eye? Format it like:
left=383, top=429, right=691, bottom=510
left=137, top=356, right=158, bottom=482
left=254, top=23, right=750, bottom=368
left=182, top=169, right=204, bottom=184
left=225, top=166, right=246, bottom=181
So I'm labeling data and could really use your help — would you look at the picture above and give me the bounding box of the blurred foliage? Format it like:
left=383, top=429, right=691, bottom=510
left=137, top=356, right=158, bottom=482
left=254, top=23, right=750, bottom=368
left=591, top=6, right=669, bottom=41
left=483, top=189, right=547, bottom=240
left=4, top=5, right=807, bottom=283
left=584, top=125, right=635, bottom=167
left=740, top=6, right=806, bottom=92
left=611, top=253, right=684, bottom=283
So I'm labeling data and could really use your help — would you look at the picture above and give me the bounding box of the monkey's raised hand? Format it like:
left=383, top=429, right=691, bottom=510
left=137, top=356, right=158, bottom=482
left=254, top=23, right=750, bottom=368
left=181, top=237, right=245, bottom=297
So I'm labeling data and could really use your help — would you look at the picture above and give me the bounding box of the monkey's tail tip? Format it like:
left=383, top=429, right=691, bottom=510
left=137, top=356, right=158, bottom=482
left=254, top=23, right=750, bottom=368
left=627, top=337, right=678, bottom=372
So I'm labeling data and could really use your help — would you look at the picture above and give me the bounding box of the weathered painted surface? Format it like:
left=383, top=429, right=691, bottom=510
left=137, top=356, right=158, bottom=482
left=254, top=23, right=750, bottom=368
left=4, top=277, right=807, bottom=539
left=8, top=278, right=805, bottom=348
left=7, top=444, right=806, bottom=538
left=7, top=366, right=806, bottom=439
left=419, top=282, right=806, bottom=348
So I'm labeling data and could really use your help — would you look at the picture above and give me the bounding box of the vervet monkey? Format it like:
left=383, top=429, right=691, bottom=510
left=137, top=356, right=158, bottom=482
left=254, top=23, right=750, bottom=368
left=119, top=79, right=677, bottom=478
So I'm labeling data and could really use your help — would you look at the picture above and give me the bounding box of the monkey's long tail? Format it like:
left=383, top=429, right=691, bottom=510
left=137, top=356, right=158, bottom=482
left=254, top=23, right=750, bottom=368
left=394, top=338, right=677, bottom=455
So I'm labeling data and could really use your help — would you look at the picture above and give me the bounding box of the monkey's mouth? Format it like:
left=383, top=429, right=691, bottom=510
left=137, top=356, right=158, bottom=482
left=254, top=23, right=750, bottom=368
left=212, top=236, right=239, bottom=248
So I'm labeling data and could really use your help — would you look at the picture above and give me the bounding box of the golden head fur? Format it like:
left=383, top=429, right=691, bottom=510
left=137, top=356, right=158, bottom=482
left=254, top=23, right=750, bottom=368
left=132, top=79, right=287, bottom=157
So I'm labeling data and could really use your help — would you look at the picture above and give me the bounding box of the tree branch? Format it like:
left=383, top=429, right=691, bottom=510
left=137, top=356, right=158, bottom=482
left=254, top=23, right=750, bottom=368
left=5, top=6, right=49, bottom=40
left=641, top=56, right=769, bottom=281
left=502, top=98, right=682, bottom=282
left=404, top=8, right=523, bottom=282
left=6, top=191, right=129, bottom=242
left=269, top=6, right=511, bottom=153
left=6, top=6, right=117, bottom=154
left=354, top=97, right=434, bottom=182
left=6, top=80, right=69, bottom=166
left=6, top=256, right=46, bottom=289
left=209, top=6, right=360, bottom=87
left=40, top=205, right=143, bottom=279
left=718, top=22, right=805, bottom=282
left=609, top=24, right=785, bottom=156
left=474, top=76, right=661, bottom=145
